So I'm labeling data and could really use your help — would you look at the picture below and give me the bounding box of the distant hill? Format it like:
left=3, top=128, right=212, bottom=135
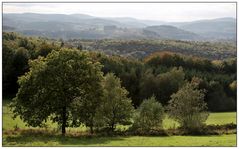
left=105, top=17, right=166, bottom=28
left=170, top=17, right=236, bottom=40
left=3, top=13, right=124, bottom=30
left=144, top=25, right=201, bottom=40
left=3, top=13, right=236, bottom=41
left=105, top=17, right=148, bottom=28
left=3, top=25, right=15, bottom=30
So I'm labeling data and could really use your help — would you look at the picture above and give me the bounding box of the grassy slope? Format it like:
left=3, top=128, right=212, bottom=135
left=3, top=100, right=237, bottom=146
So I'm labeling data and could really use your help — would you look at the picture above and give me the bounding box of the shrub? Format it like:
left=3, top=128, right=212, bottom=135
left=132, top=96, right=165, bottom=131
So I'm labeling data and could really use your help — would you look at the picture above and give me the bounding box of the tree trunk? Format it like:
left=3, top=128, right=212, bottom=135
left=90, top=126, right=93, bottom=134
left=111, top=111, right=115, bottom=132
left=89, top=116, right=94, bottom=134
left=111, top=123, right=115, bottom=132
left=62, top=106, right=66, bottom=135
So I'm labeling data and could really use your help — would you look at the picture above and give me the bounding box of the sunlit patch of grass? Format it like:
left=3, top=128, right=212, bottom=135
left=162, top=112, right=236, bottom=129
left=2, top=99, right=237, bottom=146
left=206, top=112, right=236, bottom=125
left=3, top=100, right=236, bottom=131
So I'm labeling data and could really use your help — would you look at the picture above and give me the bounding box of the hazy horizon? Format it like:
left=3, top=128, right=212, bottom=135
left=3, top=12, right=236, bottom=23
left=3, top=3, right=236, bottom=22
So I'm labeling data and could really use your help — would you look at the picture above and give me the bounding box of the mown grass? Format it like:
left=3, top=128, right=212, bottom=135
left=163, top=112, right=236, bottom=129
left=206, top=112, right=236, bottom=125
left=3, top=132, right=236, bottom=147
left=2, top=99, right=237, bottom=146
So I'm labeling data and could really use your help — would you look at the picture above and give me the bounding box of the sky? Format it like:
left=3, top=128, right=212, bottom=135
left=3, top=3, right=236, bottom=22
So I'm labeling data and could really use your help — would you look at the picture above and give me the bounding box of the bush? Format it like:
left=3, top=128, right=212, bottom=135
left=132, top=96, right=164, bottom=131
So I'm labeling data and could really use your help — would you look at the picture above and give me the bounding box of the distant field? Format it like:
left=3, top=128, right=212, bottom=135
left=2, top=100, right=237, bottom=147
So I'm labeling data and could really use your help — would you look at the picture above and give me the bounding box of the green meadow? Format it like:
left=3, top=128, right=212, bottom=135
left=3, top=100, right=236, bottom=146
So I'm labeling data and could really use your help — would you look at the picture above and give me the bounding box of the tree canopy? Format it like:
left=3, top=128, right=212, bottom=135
left=10, top=48, right=103, bottom=134
left=167, top=82, right=209, bottom=131
left=95, top=73, right=134, bottom=131
left=132, top=96, right=164, bottom=131
left=4, top=32, right=236, bottom=112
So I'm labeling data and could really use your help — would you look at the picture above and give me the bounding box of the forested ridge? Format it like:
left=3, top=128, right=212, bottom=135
left=3, top=32, right=236, bottom=112
left=67, top=39, right=236, bottom=60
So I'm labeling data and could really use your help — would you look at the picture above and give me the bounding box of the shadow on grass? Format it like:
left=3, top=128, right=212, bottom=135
left=3, top=129, right=127, bottom=146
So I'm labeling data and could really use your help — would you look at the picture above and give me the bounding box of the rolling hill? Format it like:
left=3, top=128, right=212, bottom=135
left=144, top=25, right=201, bottom=40
left=170, top=17, right=236, bottom=40
left=3, top=13, right=236, bottom=41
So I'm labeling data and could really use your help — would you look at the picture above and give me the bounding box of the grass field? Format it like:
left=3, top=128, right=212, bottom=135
left=2, top=100, right=237, bottom=146
left=3, top=134, right=236, bottom=146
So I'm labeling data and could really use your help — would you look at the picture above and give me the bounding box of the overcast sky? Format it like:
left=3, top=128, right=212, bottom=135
left=3, top=3, right=236, bottom=22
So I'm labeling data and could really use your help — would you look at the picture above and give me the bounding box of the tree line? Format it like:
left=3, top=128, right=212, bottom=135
left=67, top=39, right=236, bottom=60
left=3, top=32, right=236, bottom=113
left=10, top=48, right=209, bottom=135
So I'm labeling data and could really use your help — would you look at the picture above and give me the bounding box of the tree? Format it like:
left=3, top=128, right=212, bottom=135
left=3, top=43, right=16, bottom=96
left=10, top=48, right=103, bottom=135
left=95, top=73, right=134, bottom=132
left=207, top=81, right=236, bottom=112
left=70, top=66, right=104, bottom=134
left=167, top=82, right=209, bottom=131
left=140, top=67, right=185, bottom=105
left=229, top=80, right=237, bottom=99
left=60, top=38, right=64, bottom=47
left=13, top=47, right=30, bottom=76
left=157, top=67, right=185, bottom=105
left=132, top=96, right=164, bottom=131
left=36, top=42, right=57, bottom=57
left=119, top=67, right=142, bottom=107
left=139, top=69, right=157, bottom=101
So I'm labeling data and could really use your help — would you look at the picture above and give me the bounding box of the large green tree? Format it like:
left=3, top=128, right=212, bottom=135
left=11, top=48, right=103, bottom=135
